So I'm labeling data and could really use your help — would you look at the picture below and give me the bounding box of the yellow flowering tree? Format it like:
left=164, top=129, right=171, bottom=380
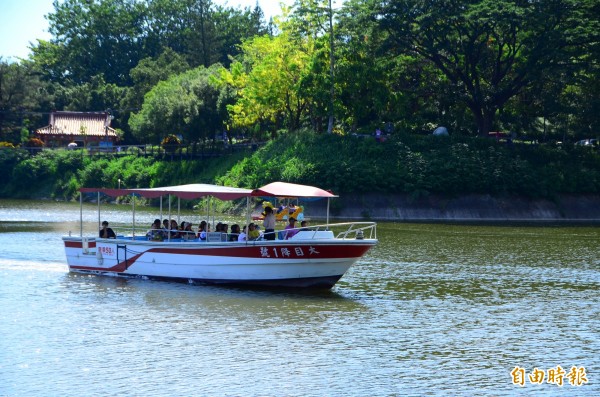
left=221, top=31, right=313, bottom=133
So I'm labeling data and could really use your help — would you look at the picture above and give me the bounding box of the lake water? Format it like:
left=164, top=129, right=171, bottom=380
left=0, top=199, right=598, bottom=396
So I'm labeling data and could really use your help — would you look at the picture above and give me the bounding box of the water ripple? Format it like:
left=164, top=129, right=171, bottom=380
left=1, top=209, right=599, bottom=396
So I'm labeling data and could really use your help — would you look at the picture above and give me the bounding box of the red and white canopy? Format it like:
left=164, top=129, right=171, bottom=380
left=252, top=182, right=337, bottom=198
left=80, top=184, right=252, bottom=200
left=81, top=181, right=337, bottom=200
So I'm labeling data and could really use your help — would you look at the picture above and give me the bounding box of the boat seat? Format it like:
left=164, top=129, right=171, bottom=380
left=206, top=232, right=227, bottom=242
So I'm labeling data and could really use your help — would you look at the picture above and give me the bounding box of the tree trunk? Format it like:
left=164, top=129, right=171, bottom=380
left=472, top=105, right=496, bottom=137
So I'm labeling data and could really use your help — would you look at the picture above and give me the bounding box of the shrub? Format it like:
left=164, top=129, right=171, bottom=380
left=161, top=135, right=181, bottom=154
left=25, top=138, right=45, bottom=147
left=161, top=135, right=180, bottom=146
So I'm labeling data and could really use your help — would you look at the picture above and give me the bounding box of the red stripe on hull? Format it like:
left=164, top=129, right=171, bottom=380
left=65, top=241, right=96, bottom=248
left=146, top=243, right=373, bottom=259
left=70, top=251, right=144, bottom=273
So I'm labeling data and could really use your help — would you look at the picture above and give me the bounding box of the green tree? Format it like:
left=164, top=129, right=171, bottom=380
left=118, top=48, right=190, bottom=142
left=50, top=75, right=125, bottom=114
left=33, top=0, right=147, bottom=85
left=212, top=3, right=269, bottom=67
left=222, top=32, right=313, bottom=132
left=129, top=65, right=223, bottom=143
left=335, top=1, right=394, bottom=131
left=144, top=0, right=218, bottom=67
left=0, top=59, right=49, bottom=142
left=142, top=0, right=268, bottom=69
left=0, top=60, right=28, bottom=140
left=288, top=0, right=337, bottom=133
left=379, top=0, right=600, bottom=136
left=128, top=49, right=190, bottom=107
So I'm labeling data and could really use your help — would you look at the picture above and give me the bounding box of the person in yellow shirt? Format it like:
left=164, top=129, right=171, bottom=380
left=248, top=223, right=261, bottom=240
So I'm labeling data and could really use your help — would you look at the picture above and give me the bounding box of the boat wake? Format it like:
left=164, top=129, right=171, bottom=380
left=0, top=257, right=67, bottom=273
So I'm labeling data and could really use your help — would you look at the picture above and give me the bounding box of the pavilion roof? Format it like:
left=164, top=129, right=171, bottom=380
left=36, top=111, right=117, bottom=138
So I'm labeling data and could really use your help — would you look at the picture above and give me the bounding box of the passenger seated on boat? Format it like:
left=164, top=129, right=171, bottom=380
left=213, top=222, right=229, bottom=239
left=300, top=220, right=310, bottom=231
left=162, top=219, right=170, bottom=235
left=146, top=219, right=165, bottom=241
left=169, top=220, right=180, bottom=238
left=99, top=220, right=116, bottom=239
left=238, top=225, right=247, bottom=241
left=198, top=221, right=208, bottom=240
left=248, top=223, right=260, bottom=240
left=181, top=222, right=195, bottom=240
left=284, top=217, right=298, bottom=239
left=229, top=224, right=240, bottom=241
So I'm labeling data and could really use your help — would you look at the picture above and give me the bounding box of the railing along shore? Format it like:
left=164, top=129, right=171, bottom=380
left=3, top=141, right=263, bottom=160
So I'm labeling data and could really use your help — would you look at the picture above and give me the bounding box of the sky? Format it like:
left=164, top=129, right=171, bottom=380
left=0, top=0, right=293, bottom=62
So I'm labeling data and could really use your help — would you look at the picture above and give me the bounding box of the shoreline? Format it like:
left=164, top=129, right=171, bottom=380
left=304, top=193, right=600, bottom=222
left=5, top=193, right=600, bottom=223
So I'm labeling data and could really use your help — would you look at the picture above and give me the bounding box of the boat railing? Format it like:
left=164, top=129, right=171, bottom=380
left=90, top=221, right=376, bottom=242
left=272, top=221, right=376, bottom=240
left=329, top=222, right=377, bottom=240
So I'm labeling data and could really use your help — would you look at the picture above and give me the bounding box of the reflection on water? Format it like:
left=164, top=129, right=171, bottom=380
left=0, top=200, right=598, bottom=396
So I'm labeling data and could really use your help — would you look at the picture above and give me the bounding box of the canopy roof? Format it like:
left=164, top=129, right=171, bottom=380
left=80, top=184, right=252, bottom=200
left=80, top=182, right=337, bottom=200
left=252, top=182, right=337, bottom=198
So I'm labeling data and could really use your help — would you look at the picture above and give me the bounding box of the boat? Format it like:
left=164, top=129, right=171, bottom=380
left=63, top=182, right=377, bottom=289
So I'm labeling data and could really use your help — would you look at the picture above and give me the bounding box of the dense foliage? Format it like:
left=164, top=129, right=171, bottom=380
left=129, top=65, right=224, bottom=143
left=219, top=132, right=600, bottom=198
left=1, top=0, right=598, bottom=147
left=1, top=0, right=597, bottom=214
left=377, top=0, right=600, bottom=137
left=0, top=147, right=248, bottom=200
left=3, top=133, right=598, bottom=201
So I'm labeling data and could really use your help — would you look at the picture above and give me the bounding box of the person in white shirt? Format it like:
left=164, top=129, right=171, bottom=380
left=238, top=225, right=247, bottom=241
left=198, top=220, right=207, bottom=241
left=263, top=206, right=276, bottom=240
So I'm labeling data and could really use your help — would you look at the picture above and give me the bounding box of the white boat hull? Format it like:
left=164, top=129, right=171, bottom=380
left=63, top=236, right=377, bottom=289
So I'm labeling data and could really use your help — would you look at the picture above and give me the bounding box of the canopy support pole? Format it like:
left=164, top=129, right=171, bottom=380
left=80, top=192, right=83, bottom=237
left=132, top=194, right=136, bottom=238
left=210, top=197, right=214, bottom=231
left=168, top=194, right=172, bottom=241
left=326, top=198, right=330, bottom=226
left=97, top=192, right=101, bottom=231
left=160, top=196, right=163, bottom=223
left=206, top=197, right=209, bottom=228
left=245, top=196, right=251, bottom=242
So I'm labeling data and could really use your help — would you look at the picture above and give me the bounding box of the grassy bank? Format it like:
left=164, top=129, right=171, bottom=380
left=218, top=131, right=600, bottom=198
left=2, top=132, right=600, bottom=205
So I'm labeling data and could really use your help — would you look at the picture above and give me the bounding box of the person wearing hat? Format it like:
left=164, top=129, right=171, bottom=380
left=182, top=221, right=195, bottom=240
left=284, top=217, right=298, bottom=240
left=99, top=221, right=116, bottom=239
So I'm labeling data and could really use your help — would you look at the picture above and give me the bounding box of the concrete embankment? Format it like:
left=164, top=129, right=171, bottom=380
left=304, top=194, right=600, bottom=222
